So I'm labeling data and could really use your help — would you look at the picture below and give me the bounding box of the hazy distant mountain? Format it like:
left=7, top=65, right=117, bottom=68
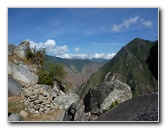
left=77, top=38, right=158, bottom=97
left=46, top=55, right=105, bottom=88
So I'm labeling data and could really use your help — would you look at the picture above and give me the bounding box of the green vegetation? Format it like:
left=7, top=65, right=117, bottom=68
left=110, top=100, right=119, bottom=109
left=38, top=62, right=66, bottom=86
left=26, top=48, right=46, bottom=66
left=26, top=49, right=35, bottom=59
left=26, top=48, right=66, bottom=86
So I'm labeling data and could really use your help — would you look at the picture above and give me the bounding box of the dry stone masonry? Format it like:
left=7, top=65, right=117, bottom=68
left=23, top=84, right=57, bottom=114
left=22, top=83, right=80, bottom=115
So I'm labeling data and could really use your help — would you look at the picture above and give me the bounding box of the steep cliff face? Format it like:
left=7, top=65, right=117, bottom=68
left=78, top=38, right=158, bottom=98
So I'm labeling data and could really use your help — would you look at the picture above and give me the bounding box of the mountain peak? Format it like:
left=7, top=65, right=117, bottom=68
left=77, top=38, right=158, bottom=98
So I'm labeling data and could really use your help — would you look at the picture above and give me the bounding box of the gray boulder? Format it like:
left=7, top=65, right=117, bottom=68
left=54, top=89, right=80, bottom=110
left=63, top=100, right=87, bottom=121
left=8, top=113, right=22, bottom=121
left=8, top=44, right=16, bottom=55
left=14, top=40, right=30, bottom=59
left=8, top=61, right=38, bottom=87
left=84, top=80, right=132, bottom=113
left=8, top=75, right=22, bottom=97
left=96, top=93, right=158, bottom=121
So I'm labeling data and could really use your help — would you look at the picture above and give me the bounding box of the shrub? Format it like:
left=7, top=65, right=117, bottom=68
left=38, top=69, right=52, bottom=85
left=38, top=62, right=66, bottom=86
left=110, top=100, right=119, bottom=109
left=26, top=49, right=34, bottom=59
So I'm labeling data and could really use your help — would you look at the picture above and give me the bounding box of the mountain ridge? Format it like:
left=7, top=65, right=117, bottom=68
left=77, top=38, right=158, bottom=98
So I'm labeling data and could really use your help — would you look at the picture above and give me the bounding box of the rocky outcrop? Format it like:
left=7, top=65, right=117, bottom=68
left=14, top=40, right=30, bottom=59
left=8, top=61, right=38, bottom=87
left=96, top=93, right=158, bottom=121
left=63, top=100, right=87, bottom=121
left=8, top=75, right=22, bottom=97
left=84, top=80, right=132, bottom=114
left=8, top=44, right=16, bottom=55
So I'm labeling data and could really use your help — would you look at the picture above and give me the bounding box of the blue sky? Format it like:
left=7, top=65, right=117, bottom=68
left=8, top=8, right=158, bottom=59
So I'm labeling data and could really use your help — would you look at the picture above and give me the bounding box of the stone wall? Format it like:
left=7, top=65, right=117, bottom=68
left=22, top=83, right=80, bottom=115
left=23, top=84, right=57, bottom=114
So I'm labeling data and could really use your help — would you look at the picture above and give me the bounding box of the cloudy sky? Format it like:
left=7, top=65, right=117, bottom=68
left=8, top=8, right=158, bottom=59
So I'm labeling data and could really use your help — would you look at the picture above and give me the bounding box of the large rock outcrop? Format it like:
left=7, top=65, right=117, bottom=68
left=84, top=80, right=132, bottom=114
left=8, top=75, right=22, bottom=97
left=96, top=93, right=158, bottom=121
left=8, top=61, right=38, bottom=87
left=14, top=40, right=30, bottom=59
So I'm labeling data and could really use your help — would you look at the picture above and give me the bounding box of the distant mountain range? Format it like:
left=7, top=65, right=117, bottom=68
left=77, top=38, right=158, bottom=98
left=46, top=55, right=106, bottom=88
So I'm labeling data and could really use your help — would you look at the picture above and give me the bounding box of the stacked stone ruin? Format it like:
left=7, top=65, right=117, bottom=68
left=22, top=84, right=58, bottom=114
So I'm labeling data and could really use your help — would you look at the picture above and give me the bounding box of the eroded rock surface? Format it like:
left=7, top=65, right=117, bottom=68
left=84, top=80, right=132, bottom=113
left=8, top=61, right=38, bottom=87
left=96, top=93, right=158, bottom=121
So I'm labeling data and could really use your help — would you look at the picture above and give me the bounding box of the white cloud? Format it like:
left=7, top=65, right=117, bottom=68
left=140, top=18, right=153, bottom=27
left=111, top=16, right=153, bottom=32
left=74, top=47, right=80, bottom=52
left=93, top=53, right=105, bottom=58
left=112, top=16, right=139, bottom=32
left=56, top=53, right=116, bottom=60
left=104, top=53, right=116, bottom=59
left=56, top=53, right=73, bottom=59
left=112, top=24, right=121, bottom=32
left=55, top=45, right=69, bottom=55
left=26, top=39, right=116, bottom=60
left=45, top=39, right=56, bottom=46
left=27, top=39, right=69, bottom=55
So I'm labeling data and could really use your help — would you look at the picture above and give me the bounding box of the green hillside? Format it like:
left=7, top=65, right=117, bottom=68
left=77, top=38, right=158, bottom=98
